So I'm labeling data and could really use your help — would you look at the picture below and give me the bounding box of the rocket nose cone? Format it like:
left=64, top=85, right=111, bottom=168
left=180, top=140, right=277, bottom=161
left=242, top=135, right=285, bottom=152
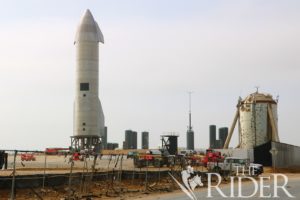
left=74, top=9, right=104, bottom=44
left=81, top=9, right=94, bottom=24
left=84, top=9, right=92, bottom=15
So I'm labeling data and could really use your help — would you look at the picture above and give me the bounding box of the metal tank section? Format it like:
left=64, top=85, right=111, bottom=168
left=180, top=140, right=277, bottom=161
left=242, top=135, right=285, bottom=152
left=219, top=127, right=228, bottom=148
left=209, top=125, right=217, bottom=148
left=124, top=130, right=137, bottom=149
left=72, top=9, right=105, bottom=150
left=132, top=131, right=137, bottom=149
left=102, top=127, right=107, bottom=149
left=224, top=91, right=280, bottom=149
left=141, top=131, right=149, bottom=149
left=239, top=92, right=279, bottom=149
left=186, top=92, right=194, bottom=150
left=186, top=131, right=194, bottom=150
left=124, top=130, right=131, bottom=149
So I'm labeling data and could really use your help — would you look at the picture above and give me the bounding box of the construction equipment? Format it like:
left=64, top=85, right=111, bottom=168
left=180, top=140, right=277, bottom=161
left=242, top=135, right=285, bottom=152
left=21, top=153, right=36, bottom=161
left=72, top=152, right=84, bottom=161
left=207, top=157, right=264, bottom=176
left=127, top=151, right=138, bottom=159
left=133, top=149, right=174, bottom=168
left=201, top=149, right=224, bottom=167
left=45, top=147, right=69, bottom=155
left=185, top=154, right=204, bottom=166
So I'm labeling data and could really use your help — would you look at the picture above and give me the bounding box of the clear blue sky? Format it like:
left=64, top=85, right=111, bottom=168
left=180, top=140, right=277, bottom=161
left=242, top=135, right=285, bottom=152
left=0, top=0, right=299, bottom=150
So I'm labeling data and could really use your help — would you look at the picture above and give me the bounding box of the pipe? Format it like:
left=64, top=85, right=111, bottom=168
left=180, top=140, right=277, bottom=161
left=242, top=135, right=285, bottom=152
left=267, top=104, right=280, bottom=142
left=42, top=151, right=47, bottom=189
left=68, top=158, right=74, bottom=199
left=0, top=149, right=44, bottom=153
left=223, top=109, right=239, bottom=149
left=10, top=150, right=17, bottom=200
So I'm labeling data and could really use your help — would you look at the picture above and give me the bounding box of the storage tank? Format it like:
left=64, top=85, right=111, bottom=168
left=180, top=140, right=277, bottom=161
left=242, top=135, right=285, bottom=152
left=209, top=125, right=216, bottom=148
left=141, top=131, right=149, bottom=149
left=186, top=130, right=194, bottom=150
left=132, top=131, right=137, bottom=149
left=124, top=130, right=130, bottom=149
left=239, top=92, right=278, bottom=149
left=219, top=127, right=228, bottom=148
left=125, top=130, right=137, bottom=149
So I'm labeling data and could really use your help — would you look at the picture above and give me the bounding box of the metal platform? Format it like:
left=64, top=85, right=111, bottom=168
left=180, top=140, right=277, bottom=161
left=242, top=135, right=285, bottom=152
left=70, top=135, right=101, bottom=152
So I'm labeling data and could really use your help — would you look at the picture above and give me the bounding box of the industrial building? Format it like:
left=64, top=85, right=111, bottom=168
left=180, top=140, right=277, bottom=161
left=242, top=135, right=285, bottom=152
left=254, top=141, right=300, bottom=168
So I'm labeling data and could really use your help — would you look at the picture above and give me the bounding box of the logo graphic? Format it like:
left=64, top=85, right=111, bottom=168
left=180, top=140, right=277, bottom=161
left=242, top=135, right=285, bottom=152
left=169, top=166, right=203, bottom=200
left=169, top=166, right=295, bottom=199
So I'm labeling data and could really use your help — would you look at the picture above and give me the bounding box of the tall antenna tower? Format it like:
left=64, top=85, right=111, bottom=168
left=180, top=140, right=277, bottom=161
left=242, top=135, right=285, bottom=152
left=188, top=91, right=193, bottom=131
left=186, top=91, right=194, bottom=150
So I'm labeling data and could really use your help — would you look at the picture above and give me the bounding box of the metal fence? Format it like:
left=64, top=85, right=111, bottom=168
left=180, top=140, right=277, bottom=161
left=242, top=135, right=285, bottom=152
left=0, top=149, right=183, bottom=199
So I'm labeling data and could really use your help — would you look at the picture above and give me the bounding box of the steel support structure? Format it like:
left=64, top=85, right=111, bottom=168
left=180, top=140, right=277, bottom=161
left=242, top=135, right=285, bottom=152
left=70, top=135, right=101, bottom=152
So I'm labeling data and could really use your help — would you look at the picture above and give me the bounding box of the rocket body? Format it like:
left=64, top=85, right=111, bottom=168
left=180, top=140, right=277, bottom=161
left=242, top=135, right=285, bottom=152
left=73, top=10, right=105, bottom=139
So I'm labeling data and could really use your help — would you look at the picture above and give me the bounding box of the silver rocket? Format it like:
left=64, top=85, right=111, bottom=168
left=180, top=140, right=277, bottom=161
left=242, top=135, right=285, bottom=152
left=73, top=9, right=105, bottom=141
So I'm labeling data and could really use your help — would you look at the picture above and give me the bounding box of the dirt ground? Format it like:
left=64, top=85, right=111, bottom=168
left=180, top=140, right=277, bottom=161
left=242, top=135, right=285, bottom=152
left=1, top=154, right=300, bottom=199
left=1, top=169, right=299, bottom=200
left=0, top=178, right=174, bottom=200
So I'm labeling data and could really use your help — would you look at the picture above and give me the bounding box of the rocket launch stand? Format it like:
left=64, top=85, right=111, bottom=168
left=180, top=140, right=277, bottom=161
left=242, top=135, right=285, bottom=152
left=70, top=135, right=101, bottom=152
